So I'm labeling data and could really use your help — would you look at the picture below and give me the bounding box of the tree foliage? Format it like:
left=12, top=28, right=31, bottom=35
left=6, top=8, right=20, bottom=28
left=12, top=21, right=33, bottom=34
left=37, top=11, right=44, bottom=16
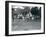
left=22, top=7, right=30, bottom=17
left=31, top=7, right=39, bottom=16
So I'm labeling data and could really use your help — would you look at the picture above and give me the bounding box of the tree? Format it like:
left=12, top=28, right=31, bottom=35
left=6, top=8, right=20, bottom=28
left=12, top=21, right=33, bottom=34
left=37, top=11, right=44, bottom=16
left=31, top=7, right=39, bottom=21
left=31, top=7, right=39, bottom=16
left=22, top=7, right=30, bottom=17
left=38, top=7, right=41, bottom=18
left=12, top=8, right=15, bottom=21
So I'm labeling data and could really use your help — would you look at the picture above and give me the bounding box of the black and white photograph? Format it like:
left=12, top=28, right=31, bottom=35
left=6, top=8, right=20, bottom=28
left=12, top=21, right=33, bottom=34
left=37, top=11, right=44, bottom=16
left=5, top=1, right=45, bottom=36
left=12, top=6, right=41, bottom=31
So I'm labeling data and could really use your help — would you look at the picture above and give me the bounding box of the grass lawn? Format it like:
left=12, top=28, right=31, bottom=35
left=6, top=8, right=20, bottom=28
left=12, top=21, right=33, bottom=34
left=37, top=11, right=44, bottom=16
left=12, top=19, right=41, bottom=31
